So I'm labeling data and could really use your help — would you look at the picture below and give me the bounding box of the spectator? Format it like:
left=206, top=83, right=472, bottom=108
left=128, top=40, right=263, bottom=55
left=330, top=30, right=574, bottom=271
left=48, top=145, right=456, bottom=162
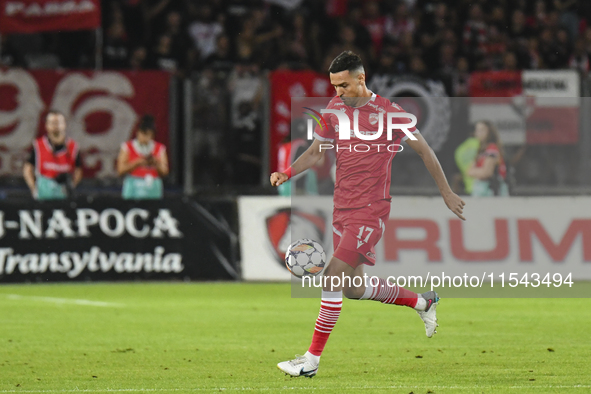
left=159, top=11, right=191, bottom=60
left=489, top=6, right=506, bottom=32
left=361, top=0, right=388, bottom=58
left=422, top=2, right=453, bottom=36
left=569, top=38, right=590, bottom=76
left=344, top=7, right=373, bottom=54
left=129, top=46, right=148, bottom=70
left=103, top=18, right=130, bottom=69
left=281, top=12, right=321, bottom=70
left=117, top=115, right=168, bottom=200
left=509, top=9, right=534, bottom=42
left=538, top=28, right=562, bottom=68
left=454, top=132, right=480, bottom=195
left=467, top=121, right=510, bottom=197
left=146, top=35, right=180, bottom=73
left=23, top=111, right=82, bottom=200
left=385, top=2, right=415, bottom=43
left=452, top=57, right=471, bottom=96
left=462, top=4, right=488, bottom=69
left=556, top=28, right=573, bottom=65
left=438, top=43, right=456, bottom=75
left=502, top=51, right=519, bottom=71
left=527, top=37, right=542, bottom=69
left=484, top=26, right=508, bottom=69
left=248, top=8, right=284, bottom=68
left=526, top=0, right=548, bottom=31
left=204, top=35, right=234, bottom=73
left=554, top=0, right=579, bottom=41
left=328, top=25, right=368, bottom=66
left=188, top=4, right=224, bottom=61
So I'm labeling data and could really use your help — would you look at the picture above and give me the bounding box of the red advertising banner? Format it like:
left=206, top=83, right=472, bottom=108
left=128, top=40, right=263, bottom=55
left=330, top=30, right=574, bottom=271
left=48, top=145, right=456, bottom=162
left=0, top=69, right=170, bottom=178
left=269, top=70, right=333, bottom=173
left=469, top=70, right=580, bottom=145
left=468, top=71, right=522, bottom=97
left=0, top=0, right=101, bottom=33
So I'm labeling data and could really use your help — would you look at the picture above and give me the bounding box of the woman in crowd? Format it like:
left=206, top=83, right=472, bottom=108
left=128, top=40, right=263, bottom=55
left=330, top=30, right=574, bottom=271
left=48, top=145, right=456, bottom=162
left=467, top=120, right=509, bottom=197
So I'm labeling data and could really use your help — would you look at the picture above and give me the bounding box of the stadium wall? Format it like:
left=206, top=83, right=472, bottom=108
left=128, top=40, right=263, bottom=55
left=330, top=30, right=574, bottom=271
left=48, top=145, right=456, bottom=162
left=239, top=196, right=591, bottom=281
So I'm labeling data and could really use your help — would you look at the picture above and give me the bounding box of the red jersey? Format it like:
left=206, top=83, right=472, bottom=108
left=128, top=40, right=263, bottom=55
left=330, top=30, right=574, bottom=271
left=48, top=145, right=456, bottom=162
left=34, top=136, right=79, bottom=179
left=475, top=143, right=506, bottom=179
left=122, top=139, right=165, bottom=178
left=314, top=93, right=418, bottom=209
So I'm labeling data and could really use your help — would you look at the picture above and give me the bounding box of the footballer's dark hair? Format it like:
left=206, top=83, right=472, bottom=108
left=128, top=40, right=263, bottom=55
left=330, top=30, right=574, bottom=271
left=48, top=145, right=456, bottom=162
left=328, top=51, right=365, bottom=74
left=138, top=114, right=156, bottom=134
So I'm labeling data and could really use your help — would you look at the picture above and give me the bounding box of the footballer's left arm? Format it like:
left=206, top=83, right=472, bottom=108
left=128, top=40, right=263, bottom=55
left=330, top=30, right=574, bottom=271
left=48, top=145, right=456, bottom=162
left=406, top=132, right=466, bottom=220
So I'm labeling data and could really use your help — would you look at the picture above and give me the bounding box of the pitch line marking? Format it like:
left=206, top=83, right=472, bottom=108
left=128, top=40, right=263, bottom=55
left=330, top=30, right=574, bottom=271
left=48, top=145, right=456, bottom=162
left=1, top=294, right=125, bottom=308
left=0, top=385, right=590, bottom=392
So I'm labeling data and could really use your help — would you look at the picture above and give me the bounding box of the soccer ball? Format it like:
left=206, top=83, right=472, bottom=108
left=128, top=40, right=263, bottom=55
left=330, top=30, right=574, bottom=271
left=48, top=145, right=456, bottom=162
left=285, top=239, right=326, bottom=278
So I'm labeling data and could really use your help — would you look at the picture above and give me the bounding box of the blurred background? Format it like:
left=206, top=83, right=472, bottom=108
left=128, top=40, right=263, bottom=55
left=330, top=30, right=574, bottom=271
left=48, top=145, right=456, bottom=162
left=1, top=0, right=591, bottom=197
left=1, top=0, right=591, bottom=282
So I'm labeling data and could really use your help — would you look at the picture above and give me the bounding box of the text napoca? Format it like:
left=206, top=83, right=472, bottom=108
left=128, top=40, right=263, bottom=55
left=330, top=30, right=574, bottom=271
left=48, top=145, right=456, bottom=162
left=0, top=208, right=183, bottom=239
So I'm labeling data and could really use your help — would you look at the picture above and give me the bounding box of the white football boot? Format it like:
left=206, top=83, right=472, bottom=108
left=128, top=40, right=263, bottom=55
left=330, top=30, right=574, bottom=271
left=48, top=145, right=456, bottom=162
left=417, top=291, right=439, bottom=338
left=277, top=354, right=318, bottom=378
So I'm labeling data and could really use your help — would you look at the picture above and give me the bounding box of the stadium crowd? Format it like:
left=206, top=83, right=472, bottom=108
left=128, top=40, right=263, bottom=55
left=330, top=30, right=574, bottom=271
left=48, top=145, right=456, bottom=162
left=1, top=0, right=590, bottom=87
left=1, top=0, right=587, bottom=193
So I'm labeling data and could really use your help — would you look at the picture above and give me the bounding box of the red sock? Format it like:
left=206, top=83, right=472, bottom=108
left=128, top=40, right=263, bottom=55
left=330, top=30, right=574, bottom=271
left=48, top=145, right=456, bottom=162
left=308, top=291, right=342, bottom=357
left=364, top=278, right=418, bottom=308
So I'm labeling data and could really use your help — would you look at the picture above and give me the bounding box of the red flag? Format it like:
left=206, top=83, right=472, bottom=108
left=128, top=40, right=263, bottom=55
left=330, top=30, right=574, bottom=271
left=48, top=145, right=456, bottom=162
left=0, top=0, right=101, bottom=34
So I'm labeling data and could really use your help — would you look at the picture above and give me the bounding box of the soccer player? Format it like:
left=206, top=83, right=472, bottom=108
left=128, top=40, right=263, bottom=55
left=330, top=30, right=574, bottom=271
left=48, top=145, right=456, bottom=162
left=23, top=110, right=82, bottom=200
left=270, top=51, right=466, bottom=377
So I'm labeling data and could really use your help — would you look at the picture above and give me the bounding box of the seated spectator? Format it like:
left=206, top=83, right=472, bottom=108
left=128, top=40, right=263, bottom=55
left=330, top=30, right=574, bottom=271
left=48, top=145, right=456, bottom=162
left=129, top=46, right=147, bottom=70
left=509, top=10, right=534, bottom=43
left=361, top=0, right=388, bottom=58
left=385, top=2, right=415, bottom=43
left=501, top=52, right=519, bottom=71
left=188, top=4, right=224, bottom=60
left=569, top=38, right=590, bottom=76
left=146, top=35, right=180, bottom=73
left=462, top=4, right=488, bottom=68
left=103, top=19, right=130, bottom=69
left=204, top=35, right=234, bottom=73
left=452, top=57, right=470, bottom=97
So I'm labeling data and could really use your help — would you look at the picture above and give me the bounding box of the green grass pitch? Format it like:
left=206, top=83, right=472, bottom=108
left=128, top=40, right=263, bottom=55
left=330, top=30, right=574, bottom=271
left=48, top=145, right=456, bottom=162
left=0, top=282, right=590, bottom=393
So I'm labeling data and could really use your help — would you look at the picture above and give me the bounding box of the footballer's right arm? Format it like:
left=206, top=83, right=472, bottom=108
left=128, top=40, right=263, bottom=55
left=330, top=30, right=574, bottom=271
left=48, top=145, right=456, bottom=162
left=270, top=138, right=327, bottom=187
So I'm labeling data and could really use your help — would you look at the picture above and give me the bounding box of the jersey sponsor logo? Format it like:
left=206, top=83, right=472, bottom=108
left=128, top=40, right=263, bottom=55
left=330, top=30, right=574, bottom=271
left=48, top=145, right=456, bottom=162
left=42, top=162, right=71, bottom=172
left=366, top=251, right=376, bottom=260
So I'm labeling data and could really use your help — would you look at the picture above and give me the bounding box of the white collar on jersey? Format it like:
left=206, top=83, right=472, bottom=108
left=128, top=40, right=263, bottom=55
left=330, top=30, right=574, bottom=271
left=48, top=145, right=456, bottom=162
left=132, top=139, right=155, bottom=156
